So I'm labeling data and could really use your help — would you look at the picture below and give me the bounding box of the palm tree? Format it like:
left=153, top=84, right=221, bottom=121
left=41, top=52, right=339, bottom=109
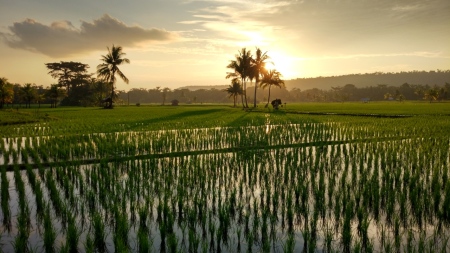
left=251, top=48, right=270, bottom=108
left=424, top=87, right=439, bottom=103
left=97, top=45, right=130, bottom=108
left=162, top=87, right=171, bottom=105
left=260, top=69, right=284, bottom=107
left=226, top=48, right=252, bottom=108
left=224, top=79, right=243, bottom=107
left=20, top=83, right=37, bottom=108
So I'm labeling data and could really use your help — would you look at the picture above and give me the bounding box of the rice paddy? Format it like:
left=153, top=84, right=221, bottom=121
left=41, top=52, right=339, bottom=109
left=0, top=103, right=449, bottom=252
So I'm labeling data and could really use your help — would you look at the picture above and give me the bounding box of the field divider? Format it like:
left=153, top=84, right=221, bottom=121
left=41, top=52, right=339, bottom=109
left=1, top=135, right=412, bottom=171
left=279, top=110, right=414, bottom=118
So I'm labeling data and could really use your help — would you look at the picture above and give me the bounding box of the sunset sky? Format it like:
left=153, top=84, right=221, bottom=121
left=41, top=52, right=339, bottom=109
left=1, top=0, right=449, bottom=90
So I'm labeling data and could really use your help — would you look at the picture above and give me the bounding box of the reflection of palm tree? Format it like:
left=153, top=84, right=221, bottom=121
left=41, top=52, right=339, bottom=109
left=226, top=48, right=252, bottom=108
left=225, top=79, right=243, bottom=107
left=97, top=45, right=130, bottom=108
left=260, top=69, right=284, bottom=107
left=251, top=48, right=270, bottom=108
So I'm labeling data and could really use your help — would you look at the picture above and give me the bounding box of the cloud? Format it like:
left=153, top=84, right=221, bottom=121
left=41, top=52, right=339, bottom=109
left=1, top=14, right=178, bottom=57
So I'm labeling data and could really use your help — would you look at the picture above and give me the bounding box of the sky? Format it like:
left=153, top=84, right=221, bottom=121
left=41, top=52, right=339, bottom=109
left=0, top=0, right=449, bottom=91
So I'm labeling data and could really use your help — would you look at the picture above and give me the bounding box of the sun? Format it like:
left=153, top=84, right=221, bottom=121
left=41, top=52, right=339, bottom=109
left=264, top=51, right=300, bottom=79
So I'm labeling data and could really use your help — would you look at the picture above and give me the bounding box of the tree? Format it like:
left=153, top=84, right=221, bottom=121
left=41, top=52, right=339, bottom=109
left=260, top=69, right=284, bottom=107
left=45, top=61, right=90, bottom=93
left=162, top=87, right=171, bottom=105
left=226, top=48, right=253, bottom=108
left=0, top=78, right=14, bottom=109
left=97, top=45, right=130, bottom=108
left=251, top=48, right=270, bottom=108
left=424, top=87, right=440, bottom=103
left=20, top=83, right=37, bottom=108
left=224, top=79, right=243, bottom=107
left=46, top=84, right=66, bottom=108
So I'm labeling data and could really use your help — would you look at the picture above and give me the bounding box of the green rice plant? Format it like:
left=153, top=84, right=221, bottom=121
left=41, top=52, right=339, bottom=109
left=341, top=204, right=353, bottom=253
left=137, top=226, right=152, bottom=253
left=65, top=214, right=80, bottom=253
left=13, top=203, right=31, bottom=253
left=323, top=224, right=334, bottom=253
left=43, top=206, right=56, bottom=253
left=282, top=232, right=295, bottom=253
left=113, top=207, right=130, bottom=252
left=1, top=167, right=11, bottom=230
left=188, top=227, right=199, bottom=253
left=167, top=233, right=178, bottom=253
left=92, top=212, right=106, bottom=253
left=84, top=235, right=94, bottom=253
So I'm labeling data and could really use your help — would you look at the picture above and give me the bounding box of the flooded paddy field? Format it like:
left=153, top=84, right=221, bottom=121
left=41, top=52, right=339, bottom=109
left=0, top=105, right=449, bottom=252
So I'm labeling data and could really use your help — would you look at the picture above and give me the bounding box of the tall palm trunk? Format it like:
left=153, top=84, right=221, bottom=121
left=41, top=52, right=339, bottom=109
left=241, top=78, right=246, bottom=108
left=254, top=80, right=258, bottom=107
left=266, top=85, right=272, bottom=106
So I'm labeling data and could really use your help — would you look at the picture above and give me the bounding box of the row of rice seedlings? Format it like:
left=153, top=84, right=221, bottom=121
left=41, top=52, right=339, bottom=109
left=1, top=167, right=11, bottom=230
left=3, top=121, right=389, bottom=166
left=11, top=165, right=32, bottom=252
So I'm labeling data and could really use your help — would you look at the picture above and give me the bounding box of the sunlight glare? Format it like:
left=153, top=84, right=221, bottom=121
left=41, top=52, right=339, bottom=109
left=265, top=51, right=300, bottom=79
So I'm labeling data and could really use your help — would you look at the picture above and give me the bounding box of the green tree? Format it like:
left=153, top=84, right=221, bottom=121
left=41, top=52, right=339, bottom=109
left=260, top=69, right=284, bottom=107
left=224, top=79, right=243, bottom=107
left=20, top=83, right=37, bottom=108
left=97, top=45, right=130, bottom=108
left=45, top=61, right=90, bottom=93
left=424, top=87, right=440, bottom=103
left=46, top=84, right=66, bottom=108
left=251, top=48, right=270, bottom=108
left=226, top=48, right=252, bottom=108
left=0, top=78, right=14, bottom=109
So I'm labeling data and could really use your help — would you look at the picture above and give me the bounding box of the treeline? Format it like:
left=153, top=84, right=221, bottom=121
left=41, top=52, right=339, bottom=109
left=0, top=61, right=113, bottom=109
left=2, top=69, right=450, bottom=109
left=117, top=82, right=450, bottom=105
left=0, top=77, right=110, bottom=109
left=286, top=70, right=450, bottom=90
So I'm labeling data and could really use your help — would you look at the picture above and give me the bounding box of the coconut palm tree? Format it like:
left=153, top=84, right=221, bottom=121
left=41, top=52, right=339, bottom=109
left=97, top=45, right=130, bottom=108
left=20, top=83, right=37, bottom=108
left=260, top=69, right=284, bottom=107
left=224, top=79, right=243, bottom=107
left=251, top=48, right=270, bottom=108
left=226, top=48, right=252, bottom=108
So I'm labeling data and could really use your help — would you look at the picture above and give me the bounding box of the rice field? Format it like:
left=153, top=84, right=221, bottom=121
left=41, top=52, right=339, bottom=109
left=0, top=103, right=449, bottom=252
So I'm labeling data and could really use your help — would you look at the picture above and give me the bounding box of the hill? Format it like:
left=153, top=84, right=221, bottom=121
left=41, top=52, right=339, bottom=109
left=177, top=85, right=228, bottom=91
left=285, top=70, right=450, bottom=90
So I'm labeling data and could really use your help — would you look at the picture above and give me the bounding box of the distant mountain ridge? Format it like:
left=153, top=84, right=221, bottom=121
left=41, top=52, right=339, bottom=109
left=285, top=70, right=450, bottom=90
left=177, top=85, right=228, bottom=91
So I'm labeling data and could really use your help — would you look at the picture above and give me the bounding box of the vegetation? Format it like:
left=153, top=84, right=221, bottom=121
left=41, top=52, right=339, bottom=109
left=224, top=79, right=243, bottom=107
left=260, top=69, right=285, bottom=106
left=97, top=45, right=130, bottom=108
left=0, top=103, right=449, bottom=252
